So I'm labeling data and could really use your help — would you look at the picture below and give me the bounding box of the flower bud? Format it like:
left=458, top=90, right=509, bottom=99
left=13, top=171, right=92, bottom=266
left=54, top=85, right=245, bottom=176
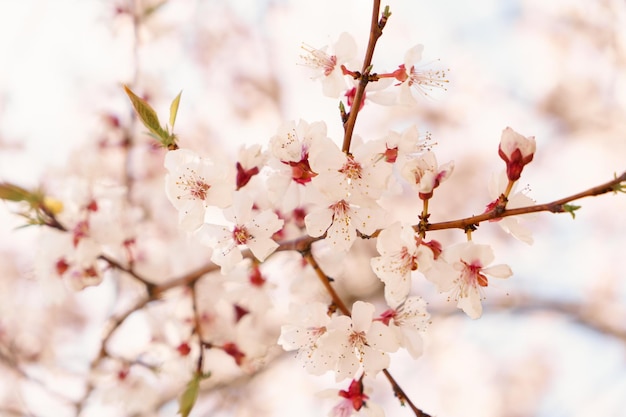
left=498, top=127, right=536, bottom=181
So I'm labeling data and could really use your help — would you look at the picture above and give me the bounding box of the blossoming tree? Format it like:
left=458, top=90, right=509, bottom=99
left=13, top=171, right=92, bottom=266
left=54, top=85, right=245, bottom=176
left=1, top=1, right=625, bottom=416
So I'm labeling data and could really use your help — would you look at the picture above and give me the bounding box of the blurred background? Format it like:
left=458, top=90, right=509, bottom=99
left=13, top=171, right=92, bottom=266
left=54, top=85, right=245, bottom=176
left=1, top=0, right=625, bottom=416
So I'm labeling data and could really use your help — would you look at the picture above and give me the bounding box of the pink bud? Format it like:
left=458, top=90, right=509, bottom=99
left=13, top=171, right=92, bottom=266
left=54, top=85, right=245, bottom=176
left=498, top=127, right=536, bottom=181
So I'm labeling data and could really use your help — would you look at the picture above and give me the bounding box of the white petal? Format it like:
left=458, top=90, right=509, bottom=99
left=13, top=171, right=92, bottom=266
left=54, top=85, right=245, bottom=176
left=351, top=301, right=375, bottom=332
left=367, top=321, right=399, bottom=353
left=304, top=208, right=333, bottom=237
left=457, top=287, right=483, bottom=319
left=483, top=263, right=512, bottom=278
left=246, top=237, right=279, bottom=261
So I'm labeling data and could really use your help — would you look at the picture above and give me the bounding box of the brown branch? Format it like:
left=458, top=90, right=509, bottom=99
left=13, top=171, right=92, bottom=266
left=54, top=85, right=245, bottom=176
left=427, top=170, right=626, bottom=231
left=75, top=295, right=151, bottom=415
left=302, top=251, right=351, bottom=316
left=301, top=250, right=432, bottom=417
left=189, top=280, right=206, bottom=374
left=382, top=369, right=432, bottom=417
left=99, top=254, right=156, bottom=293
left=342, top=0, right=386, bottom=153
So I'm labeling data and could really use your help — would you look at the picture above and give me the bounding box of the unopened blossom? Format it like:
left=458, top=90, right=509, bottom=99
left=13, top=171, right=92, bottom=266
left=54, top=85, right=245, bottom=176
left=370, top=222, right=434, bottom=306
left=197, top=193, right=284, bottom=273
left=324, top=379, right=385, bottom=417
left=427, top=242, right=512, bottom=319
left=498, top=127, right=536, bottom=181
left=236, top=144, right=267, bottom=190
left=322, top=301, right=399, bottom=381
left=401, top=150, right=454, bottom=200
left=165, top=148, right=234, bottom=231
left=300, top=32, right=357, bottom=98
left=485, top=170, right=535, bottom=244
left=377, top=295, right=430, bottom=359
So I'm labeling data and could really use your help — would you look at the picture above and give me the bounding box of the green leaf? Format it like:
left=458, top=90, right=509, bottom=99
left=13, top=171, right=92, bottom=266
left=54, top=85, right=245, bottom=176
left=178, top=373, right=201, bottom=417
left=563, top=204, right=581, bottom=219
left=123, top=85, right=167, bottom=139
left=0, top=182, right=32, bottom=202
left=143, top=0, right=168, bottom=18
left=169, top=90, right=182, bottom=131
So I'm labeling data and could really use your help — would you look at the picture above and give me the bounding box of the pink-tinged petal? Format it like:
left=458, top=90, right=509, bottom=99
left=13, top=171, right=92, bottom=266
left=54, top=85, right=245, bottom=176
left=399, top=327, right=424, bottom=359
left=483, top=264, right=512, bottom=278
left=351, top=301, right=375, bottom=333
left=305, top=208, right=333, bottom=237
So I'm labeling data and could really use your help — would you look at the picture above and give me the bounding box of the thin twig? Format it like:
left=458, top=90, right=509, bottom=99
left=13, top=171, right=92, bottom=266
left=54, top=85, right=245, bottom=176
left=342, top=0, right=385, bottom=153
left=302, top=251, right=351, bottom=316
left=427, top=171, right=626, bottom=231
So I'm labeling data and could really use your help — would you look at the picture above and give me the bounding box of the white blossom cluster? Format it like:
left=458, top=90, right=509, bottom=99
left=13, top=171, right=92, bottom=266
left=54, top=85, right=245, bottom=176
left=25, top=29, right=541, bottom=417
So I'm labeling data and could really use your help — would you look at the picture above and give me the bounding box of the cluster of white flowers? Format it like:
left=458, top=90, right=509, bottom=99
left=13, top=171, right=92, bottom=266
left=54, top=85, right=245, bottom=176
left=22, top=25, right=543, bottom=417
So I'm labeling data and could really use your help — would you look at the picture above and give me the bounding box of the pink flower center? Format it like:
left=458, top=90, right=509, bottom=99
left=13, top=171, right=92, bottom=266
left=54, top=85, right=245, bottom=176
left=461, top=261, right=489, bottom=287
left=348, top=330, right=367, bottom=348
left=233, top=226, right=252, bottom=245
left=339, top=156, right=362, bottom=180
left=287, top=154, right=317, bottom=184
left=176, top=169, right=211, bottom=200
left=330, top=200, right=350, bottom=217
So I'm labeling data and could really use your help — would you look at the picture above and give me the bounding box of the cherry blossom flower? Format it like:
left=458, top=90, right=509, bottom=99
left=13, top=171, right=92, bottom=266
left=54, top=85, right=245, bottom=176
left=236, top=144, right=267, bottom=190
left=278, top=302, right=336, bottom=375
left=370, top=222, right=434, bottom=306
left=426, top=242, right=512, bottom=319
left=37, top=228, right=104, bottom=291
left=498, top=127, right=536, bottom=181
left=401, top=150, right=454, bottom=200
left=323, top=301, right=399, bottom=381
left=197, top=193, right=284, bottom=273
left=309, top=137, right=392, bottom=205
left=322, top=379, right=385, bottom=417
left=165, top=148, right=234, bottom=231
left=304, top=185, right=386, bottom=251
left=485, top=170, right=535, bottom=244
left=267, top=119, right=331, bottom=211
left=377, top=295, right=430, bottom=359
left=371, top=124, right=428, bottom=164
left=375, top=44, right=448, bottom=105
left=300, top=32, right=358, bottom=97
